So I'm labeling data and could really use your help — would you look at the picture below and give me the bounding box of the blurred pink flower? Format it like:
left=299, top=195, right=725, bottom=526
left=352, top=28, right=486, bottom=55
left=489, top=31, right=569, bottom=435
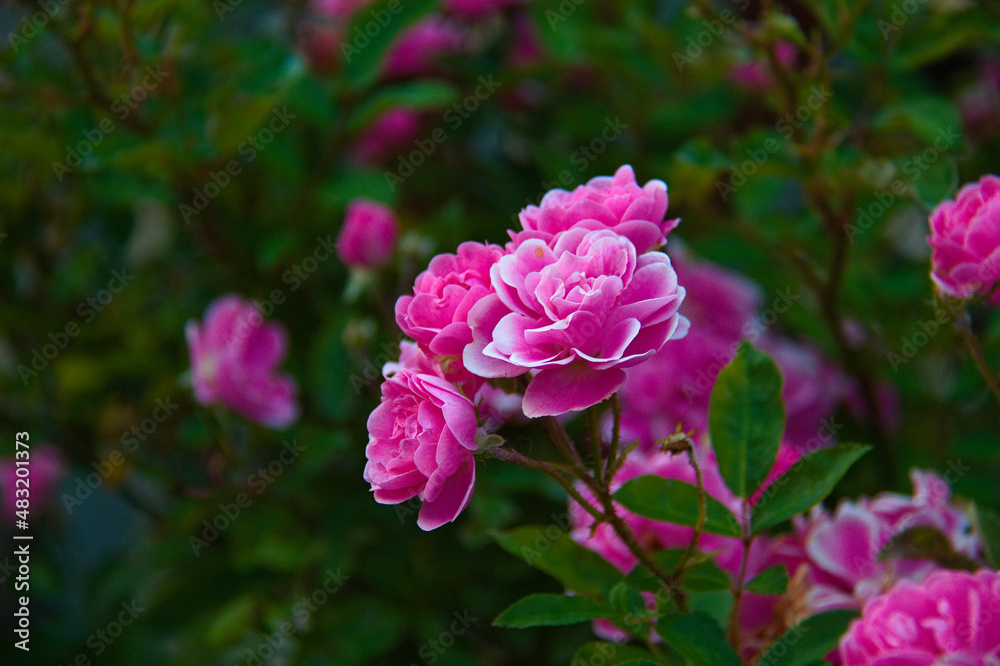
left=615, top=254, right=850, bottom=451
left=364, top=345, right=478, bottom=531
left=928, top=173, right=1000, bottom=306
left=839, top=569, right=1000, bottom=665
left=959, top=59, right=1000, bottom=138
left=352, top=107, right=425, bottom=165
left=506, top=10, right=544, bottom=68
left=517, top=165, right=677, bottom=254
left=759, top=337, right=853, bottom=451
left=185, top=295, right=299, bottom=428
left=395, top=241, right=505, bottom=382
left=382, top=16, right=465, bottom=79
left=1, top=444, right=64, bottom=522
left=729, top=41, right=797, bottom=92
left=570, top=442, right=799, bottom=655
left=772, top=470, right=979, bottom=633
left=464, top=228, right=688, bottom=417
left=337, top=198, right=398, bottom=270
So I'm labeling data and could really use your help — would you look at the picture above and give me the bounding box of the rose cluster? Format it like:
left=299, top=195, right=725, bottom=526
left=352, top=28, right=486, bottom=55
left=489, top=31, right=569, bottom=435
left=366, top=165, right=688, bottom=529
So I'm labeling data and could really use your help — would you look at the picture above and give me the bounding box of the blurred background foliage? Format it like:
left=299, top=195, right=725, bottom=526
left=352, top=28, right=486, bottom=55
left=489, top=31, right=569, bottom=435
left=1, top=0, right=1000, bottom=663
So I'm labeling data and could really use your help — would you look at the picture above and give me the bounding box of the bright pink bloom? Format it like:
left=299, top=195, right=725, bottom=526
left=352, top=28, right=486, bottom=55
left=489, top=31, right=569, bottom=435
left=928, top=174, right=1000, bottom=306
left=337, top=199, right=398, bottom=269
left=0, top=444, right=64, bottom=521
left=839, top=569, right=1000, bottom=665
left=364, top=347, right=479, bottom=531
left=517, top=165, right=677, bottom=253
left=464, top=228, right=688, bottom=417
left=352, top=107, right=425, bottom=164
left=383, top=16, right=464, bottom=79
left=185, top=295, right=299, bottom=428
left=395, top=242, right=505, bottom=380
left=772, top=470, right=980, bottom=631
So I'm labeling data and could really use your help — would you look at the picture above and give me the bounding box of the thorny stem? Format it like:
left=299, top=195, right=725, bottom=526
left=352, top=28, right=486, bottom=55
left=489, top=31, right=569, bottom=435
left=939, top=296, right=1000, bottom=406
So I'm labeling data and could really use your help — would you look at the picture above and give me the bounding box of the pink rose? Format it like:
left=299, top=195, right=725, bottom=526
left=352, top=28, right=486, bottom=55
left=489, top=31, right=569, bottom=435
left=395, top=241, right=505, bottom=380
left=337, top=199, right=398, bottom=270
left=928, top=174, right=1000, bottom=306
left=351, top=107, right=425, bottom=165
left=772, top=470, right=979, bottom=634
left=464, top=228, right=688, bottom=417
left=0, top=444, right=64, bottom=521
left=185, top=295, right=299, bottom=429
left=839, top=569, right=1000, bottom=665
left=517, top=165, right=677, bottom=253
left=382, top=16, right=464, bottom=79
left=364, top=350, right=479, bottom=531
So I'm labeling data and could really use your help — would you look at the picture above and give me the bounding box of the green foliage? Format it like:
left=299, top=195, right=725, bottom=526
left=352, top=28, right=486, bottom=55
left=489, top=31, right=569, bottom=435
left=709, top=342, right=786, bottom=499
left=614, top=476, right=741, bottom=537
left=493, top=594, right=615, bottom=628
left=756, top=610, right=860, bottom=666
left=744, top=565, right=790, bottom=595
left=751, top=444, right=872, bottom=534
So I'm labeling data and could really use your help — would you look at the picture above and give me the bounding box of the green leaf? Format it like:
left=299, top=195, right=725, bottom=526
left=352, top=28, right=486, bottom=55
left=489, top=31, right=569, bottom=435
left=615, top=476, right=741, bottom=537
left=571, top=643, right=666, bottom=666
left=490, top=526, right=623, bottom=601
left=878, top=526, right=980, bottom=571
left=751, top=443, right=871, bottom=534
left=709, top=342, right=786, bottom=498
left=343, top=0, right=439, bottom=88
left=744, top=564, right=789, bottom=595
left=756, top=610, right=859, bottom=666
left=493, top=594, right=615, bottom=628
left=656, top=612, right=741, bottom=666
left=975, top=506, right=1000, bottom=568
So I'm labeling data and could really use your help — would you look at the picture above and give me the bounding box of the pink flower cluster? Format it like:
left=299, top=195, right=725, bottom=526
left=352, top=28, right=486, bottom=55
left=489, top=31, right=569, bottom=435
left=928, top=174, right=1000, bottom=307
left=615, top=252, right=853, bottom=452
left=772, top=470, right=979, bottom=628
left=369, top=165, right=686, bottom=528
left=186, top=295, right=299, bottom=429
left=840, top=569, right=1000, bottom=665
